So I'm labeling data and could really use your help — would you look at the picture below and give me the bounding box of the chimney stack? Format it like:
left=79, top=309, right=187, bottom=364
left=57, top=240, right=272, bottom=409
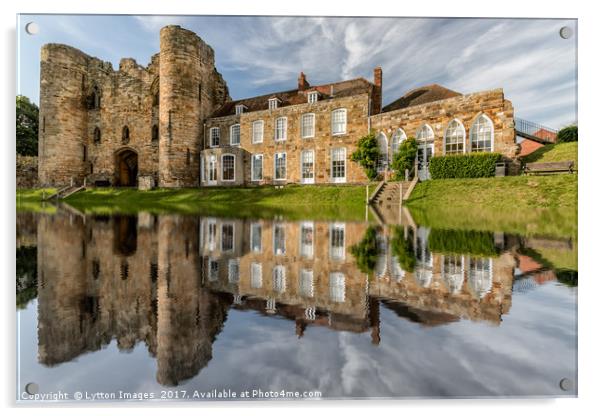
left=373, top=67, right=382, bottom=115
left=298, top=71, right=309, bottom=91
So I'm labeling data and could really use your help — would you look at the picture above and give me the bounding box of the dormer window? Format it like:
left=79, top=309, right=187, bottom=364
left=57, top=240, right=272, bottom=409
left=268, top=98, right=279, bottom=110
left=235, top=104, right=246, bottom=115
left=308, top=91, right=318, bottom=104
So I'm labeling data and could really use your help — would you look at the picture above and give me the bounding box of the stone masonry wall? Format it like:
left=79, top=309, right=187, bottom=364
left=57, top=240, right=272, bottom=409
left=202, top=93, right=371, bottom=186
left=38, top=26, right=229, bottom=188
left=369, top=88, right=517, bottom=159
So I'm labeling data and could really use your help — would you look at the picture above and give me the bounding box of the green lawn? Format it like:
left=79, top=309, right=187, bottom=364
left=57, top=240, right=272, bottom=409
left=521, top=141, right=578, bottom=168
left=17, top=184, right=377, bottom=221
left=406, top=174, right=577, bottom=239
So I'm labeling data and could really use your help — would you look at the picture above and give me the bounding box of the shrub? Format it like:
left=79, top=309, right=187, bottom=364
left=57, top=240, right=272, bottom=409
left=390, top=137, right=418, bottom=180
left=351, top=131, right=380, bottom=181
left=557, top=125, right=578, bottom=143
left=350, top=226, right=380, bottom=274
left=428, top=229, right=499, bottom=257
left=429, top=153, right=502, bottom=179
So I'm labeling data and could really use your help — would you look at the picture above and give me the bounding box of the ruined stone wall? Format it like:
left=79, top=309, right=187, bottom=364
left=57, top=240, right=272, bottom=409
left=159, top=26, right=230, bottom=187
left=38, top=45, right=89, bottom=186
left=38, top=25, right=229, bottom=188
left=370, top=89, right=517, bottom=159
left=202, top=94, right=371, bottom=186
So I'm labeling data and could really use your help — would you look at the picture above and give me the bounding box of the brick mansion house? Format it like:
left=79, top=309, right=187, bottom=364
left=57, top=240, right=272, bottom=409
left=38, top=25, right=517, bottom=188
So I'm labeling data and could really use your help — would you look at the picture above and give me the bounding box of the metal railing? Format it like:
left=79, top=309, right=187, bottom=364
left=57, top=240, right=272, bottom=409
left=515, top=118, right=558, bottom=143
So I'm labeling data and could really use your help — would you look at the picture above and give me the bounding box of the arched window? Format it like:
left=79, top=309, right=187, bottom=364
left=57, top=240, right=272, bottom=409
left=376, top=132, right=388, bottom=173
left=221, top=154, right=235, bottom=181
left=391, top=128, right=407, bottom=155
left=470, top=114, right=494, bottom=152
left=151, top=125, right=159, bottom=142
left=93, top=127, right=101, bottom=144
left=416, top=124, right=434, bottom=142
left=444, top=119, right=466, bottom=154
left=122, top=126, right=130, bottom=144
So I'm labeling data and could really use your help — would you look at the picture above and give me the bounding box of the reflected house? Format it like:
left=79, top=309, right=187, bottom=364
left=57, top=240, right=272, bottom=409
left=34, top=211, right=518, bottom=387
left=199, top=218, right=376, bottom=337
left=368, top=226, right=516, bottom=325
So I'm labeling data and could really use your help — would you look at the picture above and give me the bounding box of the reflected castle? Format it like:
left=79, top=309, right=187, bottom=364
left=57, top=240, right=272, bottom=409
left=33, top=211, right=520, bottom=386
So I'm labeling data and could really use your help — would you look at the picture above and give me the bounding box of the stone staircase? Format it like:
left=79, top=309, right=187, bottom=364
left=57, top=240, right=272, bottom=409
left=369, top=179, right=418, bottom=206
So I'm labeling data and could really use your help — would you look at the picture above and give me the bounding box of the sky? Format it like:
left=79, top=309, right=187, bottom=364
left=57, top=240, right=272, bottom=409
left=17, top=15, right=577, bottom=129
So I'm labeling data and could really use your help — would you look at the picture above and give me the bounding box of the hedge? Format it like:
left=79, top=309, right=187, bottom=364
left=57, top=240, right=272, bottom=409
left=429, top=153, right=502, bottom=179
left=428, top=228, right=499, bottom=257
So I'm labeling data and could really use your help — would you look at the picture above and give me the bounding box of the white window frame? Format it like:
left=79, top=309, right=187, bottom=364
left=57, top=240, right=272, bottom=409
left=251, top=154, right=263, bottom=181
left=299, top=269, right=314, bottom=298
left=330, top=147, right=347, bottom=183
left=228, top=258, right=240, bottom=284
left=272, top=265, right=286, bottom=294
left=221, top=153, right=236, bottom=182
left=301, top=113, right=315, bottom=138
left=208, top=258, right=219, bottom=282
left=275, top=117, right=287, bottom=141
left=206, top=218, right=217, bottom=251
left=329, top=272, right=346, bottom=303
left=235, top=104, right=245, bottom=115
left=250, top=222, right=262, bottom=253
left=252, top=120, right=264, bottom=144
left=470, top=114, right=494, bottom=153
left=299, top=221, right=314, bottom=259
left=444, top=119, right=466, bottom=155
left=209, top=127, right=220, bottom=147
left=251, top=262, right=263, bottom=289
left=274, top=152, right=287, bottom=181
left=230, top=124, right=241, bottom=146
left=221, top=222, right=235, bottom=253
left=307, top=91, right=318, bottom=104
left=416, top=124, right=435, bottom=142
left=273, top=223, right=286, bottom=255
left=300, top=149, right=315, bottom=184
left=331, top=108, right=347, bottom=135
left=391, top=128, right=407, bottom=155
left=467, top=257, right=494, bottom=298
left=329, top=222, right=346, bottom=261
left=268, top=98, right=279, bottom=110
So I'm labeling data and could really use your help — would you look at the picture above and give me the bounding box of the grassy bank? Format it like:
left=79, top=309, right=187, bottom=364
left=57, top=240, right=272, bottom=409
left=406, top=174, right=577, bottom=239
left=521, top=141, right=578, bottom=168
left=17, top=184, right=376, bottom=221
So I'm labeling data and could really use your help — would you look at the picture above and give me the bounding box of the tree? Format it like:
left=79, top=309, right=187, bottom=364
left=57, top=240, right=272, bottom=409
left=557, top=125, right=577, bottom=143
left=350, top=226, right=380, bottom=274
left=351, top=130, right=380, bottom=181
left=390, top=137, right=417, bottom=180
left=16, top=95, right=39, bottom=156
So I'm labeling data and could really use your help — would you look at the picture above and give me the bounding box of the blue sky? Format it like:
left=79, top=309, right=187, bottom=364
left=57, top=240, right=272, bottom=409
left=17, top=15, right=577, bottom=128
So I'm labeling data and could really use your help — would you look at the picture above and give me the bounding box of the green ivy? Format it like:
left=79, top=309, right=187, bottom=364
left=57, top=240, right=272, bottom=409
left=557, top=125, right=578, bottom=143
left=429, top=153, right=502, bottom=179
left=390, top=137, right=418, bottom=180
left=351, top=131, right=380, bottom=180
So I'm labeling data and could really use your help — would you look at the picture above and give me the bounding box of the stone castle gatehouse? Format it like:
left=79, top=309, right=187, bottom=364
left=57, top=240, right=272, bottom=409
left=38, top=25, right=517, bottom=188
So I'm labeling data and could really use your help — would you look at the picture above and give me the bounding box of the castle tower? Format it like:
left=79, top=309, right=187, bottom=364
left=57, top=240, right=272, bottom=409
left=38, top=44, right=89, bottom=186
left=158, top=26, right=229, bottom=187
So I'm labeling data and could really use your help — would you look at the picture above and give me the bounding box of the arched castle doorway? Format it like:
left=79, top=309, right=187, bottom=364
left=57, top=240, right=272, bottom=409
left=115, top=148, right=138, bottom=187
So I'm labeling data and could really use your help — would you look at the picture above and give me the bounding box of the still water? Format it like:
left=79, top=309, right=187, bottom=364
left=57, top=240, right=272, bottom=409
left=16, top=209, right=577, bottom=400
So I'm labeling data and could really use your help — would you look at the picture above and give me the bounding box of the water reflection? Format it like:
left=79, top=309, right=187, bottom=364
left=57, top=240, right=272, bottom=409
left=16, top=210, right=577, bottom=396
